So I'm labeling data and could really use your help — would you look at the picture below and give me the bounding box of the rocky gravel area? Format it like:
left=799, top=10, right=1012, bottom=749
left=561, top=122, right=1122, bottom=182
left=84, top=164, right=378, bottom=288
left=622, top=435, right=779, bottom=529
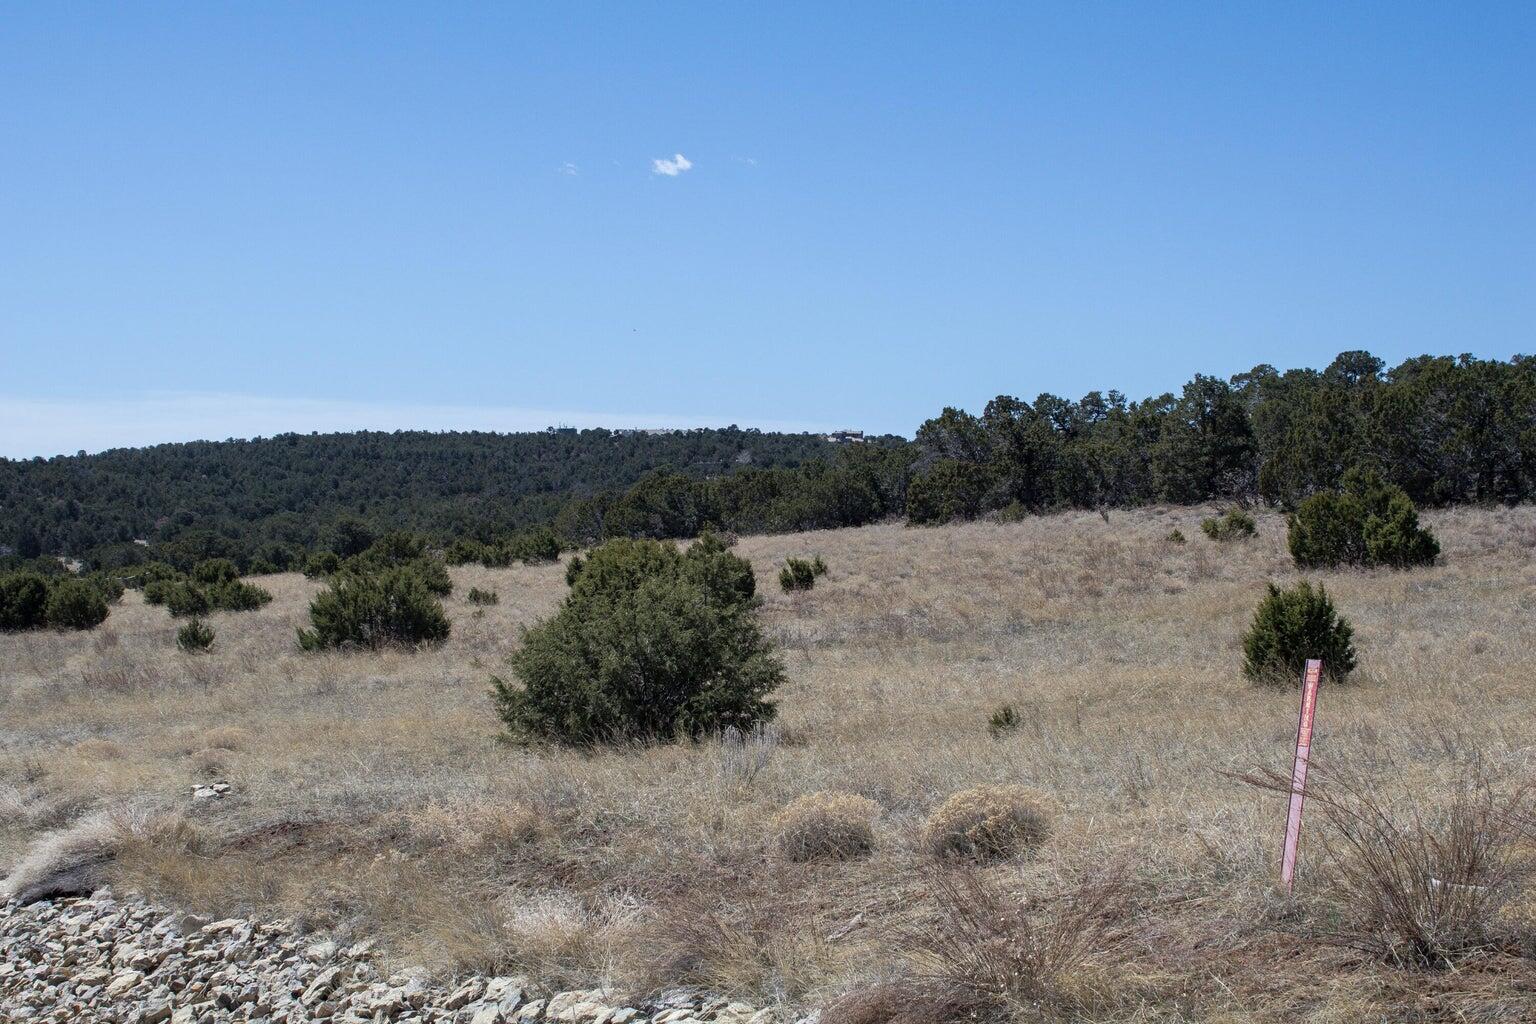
left=1, top=890, right=797, bottom=1024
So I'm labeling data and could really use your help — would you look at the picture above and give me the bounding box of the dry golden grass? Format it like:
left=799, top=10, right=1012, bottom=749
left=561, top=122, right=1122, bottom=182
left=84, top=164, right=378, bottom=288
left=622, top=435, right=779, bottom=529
left=5, top=504, right=1536, bottom=1020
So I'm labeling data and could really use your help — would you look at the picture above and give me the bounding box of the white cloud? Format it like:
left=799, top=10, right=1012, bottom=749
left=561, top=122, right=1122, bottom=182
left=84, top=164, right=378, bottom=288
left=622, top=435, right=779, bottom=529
left=0, top=392, right=831, bottom=459
left=734, top=156, right=759, bottom=166
left=560, top=161, right=579, bottom=176
left=651, top=153, right=693, bottom=177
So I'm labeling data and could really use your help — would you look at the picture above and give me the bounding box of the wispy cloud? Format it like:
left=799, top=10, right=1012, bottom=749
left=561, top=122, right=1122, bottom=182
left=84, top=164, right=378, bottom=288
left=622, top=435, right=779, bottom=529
left=734, top=156, right=759, bottom=166
left=651, top=153, right=693, bottom=177
left=0, top=392, right=831, bottom=459
left=559, top=161, right=579, bottom=176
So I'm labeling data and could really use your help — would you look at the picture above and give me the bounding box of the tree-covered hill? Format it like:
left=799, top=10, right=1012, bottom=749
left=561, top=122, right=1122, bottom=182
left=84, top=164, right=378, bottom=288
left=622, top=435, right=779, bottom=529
left=0, top=427, right=877, bottom=567
left=3, top=350, right=1532, bottom=573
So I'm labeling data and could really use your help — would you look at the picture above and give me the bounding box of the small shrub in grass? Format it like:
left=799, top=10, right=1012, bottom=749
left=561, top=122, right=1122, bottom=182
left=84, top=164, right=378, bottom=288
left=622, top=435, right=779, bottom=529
left=1242, top=581, right=1356, bottom=684
left=127, top=562, right=180, bottom=590
left=191, top=558, right=239, bottom=585
left=494, top=537, right=781, bottom=744
left=866, top=867, right=1127, bottom=1023
left=83, top=572, right=125, bottom=604
left=1201, top=509, right=1257, bottom=541
left=208, top=580, right=272, bottom=612
left=404, top=558, right=453, bottom=597
left=563, top=554, right=585, bottom=586
left=1242, top=767, right=1536, bottom=969
left=467, top=587, right=499, bottom=606
left=1165, top=528, right=1186, bottom=545
left=162, top=582, right=211, bottom=618
left=297, top=566, right=451, bottom=650
left=0, top=572, right=52, bottom=630
left=44, top=579, right=110, bottom=630
left=176, top=618, right=215, bottom=653
left=141, top=579, right=174, bottom=606
left=988, top=703, right=1021, bottom=737
left=779, top=557, right=817, bottom=592
left=922, top=785, right=1054, bottom=862
left=772, top=791, right=879, bottom=862
left=1289, top=469, right=1439, bottom=570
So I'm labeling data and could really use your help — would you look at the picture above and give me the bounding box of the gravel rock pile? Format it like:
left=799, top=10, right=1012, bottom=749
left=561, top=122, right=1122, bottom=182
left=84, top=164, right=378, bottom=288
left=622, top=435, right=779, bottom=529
left=1, top=890, right=793, bottom=1024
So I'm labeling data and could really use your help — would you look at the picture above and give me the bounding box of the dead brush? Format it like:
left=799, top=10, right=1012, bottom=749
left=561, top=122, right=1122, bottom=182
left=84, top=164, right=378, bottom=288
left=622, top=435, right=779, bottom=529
left=632, top=877, right=839, bottom=1002
left=1240, top=764, right=1536, bottom=968
left=884, top=865, right=1130, bottom=1022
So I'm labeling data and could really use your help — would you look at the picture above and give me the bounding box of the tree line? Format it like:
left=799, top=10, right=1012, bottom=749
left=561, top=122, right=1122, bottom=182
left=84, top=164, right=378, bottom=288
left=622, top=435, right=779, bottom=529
left=1, top=350, right=1531, bottom=573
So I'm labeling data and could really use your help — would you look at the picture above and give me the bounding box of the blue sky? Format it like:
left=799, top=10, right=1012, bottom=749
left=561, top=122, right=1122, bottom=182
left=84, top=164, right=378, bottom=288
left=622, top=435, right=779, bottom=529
left=2, top=2, right=1532, bottom=457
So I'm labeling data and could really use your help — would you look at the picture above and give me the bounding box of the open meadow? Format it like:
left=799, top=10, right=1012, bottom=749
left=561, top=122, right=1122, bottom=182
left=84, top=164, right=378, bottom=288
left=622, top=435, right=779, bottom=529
left=6, top=505, right=1536, bottom=1022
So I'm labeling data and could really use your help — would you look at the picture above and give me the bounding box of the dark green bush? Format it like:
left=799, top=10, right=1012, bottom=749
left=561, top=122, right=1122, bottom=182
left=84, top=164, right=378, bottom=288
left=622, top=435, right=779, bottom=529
left=779, top=557, right=818, bottom=592
left=1166, top=529, right=1187, bottom=545
left=988, top=704, right=1021, bottom=737
left=162, top=581, right=212, bottom=618
left=493, top=537, right=781, bottom=744
left=297, top=566, right=451, bottom=650
left=208, top=580, right=273, bottom=612
left=303, top=551, right=342, bottom=578
left=467, top=587, right=499, bottom=606
left=357, top=531, right=428, bottom=568
left=177, top=617, right=215, bottom=653
left=506, top=526, right=562, bottom=565
left=564, top=554, right=585, bottom=586
left=0, top=572, right=52, bottom=630
left=685, top=532, right=756, bottom=604
left=191, top=558, right=240, bottom=585
left=142, top=578, right=175, bottom=606
left=906, top=459, right=992, bottom=525
left=1201, top=509, right=1257, bottom=541
left=1289, top=470, right=1439, bottom=570
left=1242, top=581, right=1357, bottom=684
left=404, top=557, right=453, bottom=597
left=127, top=562, right=182, bottom=590
left=45, top=579, right=110, bottom=630
left=445, top=538, right=488, bottom=566
left=82, top=572, right=125, bottom=603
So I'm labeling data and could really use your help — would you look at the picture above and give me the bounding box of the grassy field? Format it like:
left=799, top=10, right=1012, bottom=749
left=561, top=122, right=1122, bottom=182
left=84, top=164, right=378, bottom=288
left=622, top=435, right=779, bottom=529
left=5, top=505, right=1536, bottom=1021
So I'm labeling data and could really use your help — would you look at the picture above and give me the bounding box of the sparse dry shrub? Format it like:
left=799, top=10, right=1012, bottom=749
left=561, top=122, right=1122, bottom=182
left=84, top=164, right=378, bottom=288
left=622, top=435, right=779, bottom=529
left=1243, top=766, right=1536, bottom=968
left=890, top=867, right=1128, bottom=1022
left=772, top=791, right=880, bottom=862
left=633, top=879, right=832, bottom=1001
left=407, top=799, right=546, bottom=854
left=188, top=747, right=231, bottom=779
left=821, top=981, right=989, bottom=1024
left=921, top=785, right=1053, bottom=862
left=202, top=725, right=249, bottom=751
left=70, top=738, right=124, bottom=760
left=420, top=888, right=638, bottom=988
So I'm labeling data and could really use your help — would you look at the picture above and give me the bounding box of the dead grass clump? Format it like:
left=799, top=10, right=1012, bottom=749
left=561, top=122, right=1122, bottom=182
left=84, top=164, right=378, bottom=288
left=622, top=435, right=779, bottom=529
left=921, top=786, right=1053, bottom=862
left=821, top=981, right=990, bottom=1024
left=633, top=883, right=834, bottom=1002
left=406, top=799, right=546, bottom=854
left=188, top=747, right=232, bottom=779
left=895, top=868, right=1126, bottom=1022
left=2, top=807, right=200, bottom=904
left=202, top=725, right=250, bottom=750
left=420, top=889, right=637, bottom=989
left=70, top=738, right=125, bottom=760
left=1245, top=767, right=1536, bottom=968
left=773, top=791, right=880, bottom=863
